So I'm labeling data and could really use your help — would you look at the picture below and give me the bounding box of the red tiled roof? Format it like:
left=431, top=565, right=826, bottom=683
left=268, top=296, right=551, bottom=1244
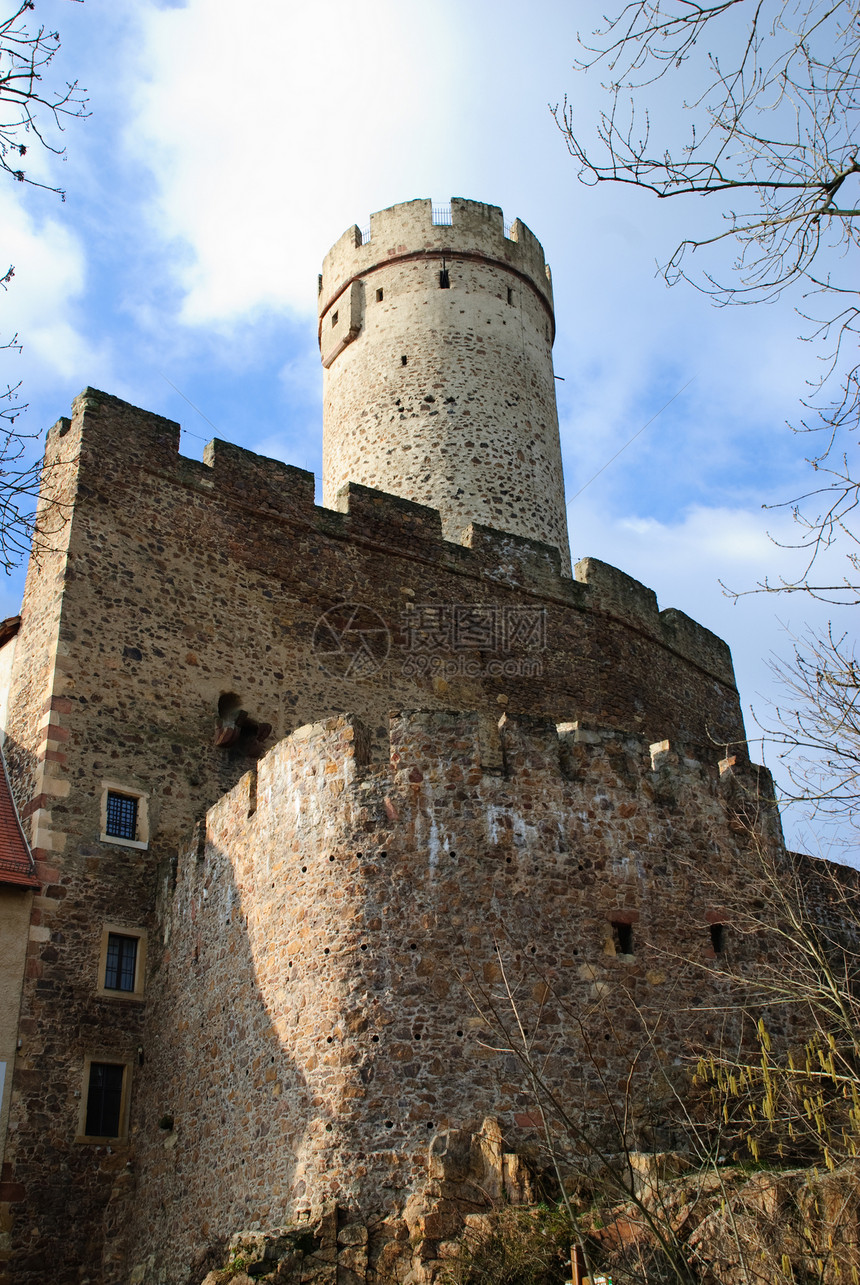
left=0, top=747, right=38, bottom=888
left=0, top=616, right=21, bottom=650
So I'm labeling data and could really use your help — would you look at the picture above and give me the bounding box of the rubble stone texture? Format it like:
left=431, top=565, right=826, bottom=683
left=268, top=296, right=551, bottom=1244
left=0, top=200, right=794, bottom=1285
left=320, top=199, right=572, bottom=572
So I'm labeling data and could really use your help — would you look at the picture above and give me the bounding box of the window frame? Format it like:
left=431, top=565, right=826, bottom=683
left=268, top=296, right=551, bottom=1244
left=100, top=781, right=149, bottom=850
left=96, top=924, right=147, bottom=1001
left=76, top=1056, right=133, bottom=1144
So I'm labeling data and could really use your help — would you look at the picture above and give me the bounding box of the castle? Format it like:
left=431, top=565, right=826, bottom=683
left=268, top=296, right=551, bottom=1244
left=0, top=198, right=788, bottom=1284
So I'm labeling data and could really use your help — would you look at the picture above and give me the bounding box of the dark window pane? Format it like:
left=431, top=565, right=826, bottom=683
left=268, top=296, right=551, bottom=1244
left=612, top=921, right=634, bottom=955
left=85, top=1063, right=124, bottom=1136
left=105, top=793, right=138, bottom=840
left=105, top=934, right=137, bottom=991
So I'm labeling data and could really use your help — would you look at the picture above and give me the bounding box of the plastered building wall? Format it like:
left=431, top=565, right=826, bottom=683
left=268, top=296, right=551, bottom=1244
left=0, top=889, right=32, bottom=1165
left=320, top=199, right=571, bottom=572
left=126, top=710, right=786, bottom=1284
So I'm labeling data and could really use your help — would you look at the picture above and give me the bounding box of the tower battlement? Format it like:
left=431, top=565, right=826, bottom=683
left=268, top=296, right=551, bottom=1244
left=319, top=197, right=553, bottom=321
left=46, top=389, right=736, bottom=690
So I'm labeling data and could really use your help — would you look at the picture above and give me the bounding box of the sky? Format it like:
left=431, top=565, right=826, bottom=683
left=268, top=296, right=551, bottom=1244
left=1, top=0, right=855, bottom=855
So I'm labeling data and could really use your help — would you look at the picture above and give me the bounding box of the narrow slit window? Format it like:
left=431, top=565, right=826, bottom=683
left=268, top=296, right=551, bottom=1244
left=507, top=287, right=513, bottom=304
left=401, top=355, right=408, bottom=366
left=104, top=933, right=138, bottom=992
left=439, top=268, right=450, bottom=289
left=612, top=921, right=633, bottom=955
left=710, top=923, right=726, bottom=954
left=331, top=310, right=338, bottom=327
left=105, top=792, right=138, bottom=841
left=376, top=288, right=384, bottom=302
left=85, top=1063, right=125, bottom=1137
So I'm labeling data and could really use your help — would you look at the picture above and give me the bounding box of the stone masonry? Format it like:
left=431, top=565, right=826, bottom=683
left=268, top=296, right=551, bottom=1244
left=0, top=199, right=793, bottom=1285
left=320, top=199, right=571, bottom=571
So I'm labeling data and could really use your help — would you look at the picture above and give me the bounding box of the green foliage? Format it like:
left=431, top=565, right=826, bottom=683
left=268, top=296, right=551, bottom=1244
left=444, top=1203, right=576, bottom=1285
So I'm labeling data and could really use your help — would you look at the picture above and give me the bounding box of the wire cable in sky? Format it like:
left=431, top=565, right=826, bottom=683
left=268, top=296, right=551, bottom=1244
left=565, top=377, right=696, bottom=508
left=160, top=373, right=221, bottom=441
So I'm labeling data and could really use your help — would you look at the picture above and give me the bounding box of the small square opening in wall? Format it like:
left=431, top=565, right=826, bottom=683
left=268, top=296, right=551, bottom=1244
left=97, top=924, right=147, bottom=999
left=100, top=783, right=149, bottom=849
left=77, top=1057, right=131, bottom=1142
left=612, top=921, right=634, bottom=955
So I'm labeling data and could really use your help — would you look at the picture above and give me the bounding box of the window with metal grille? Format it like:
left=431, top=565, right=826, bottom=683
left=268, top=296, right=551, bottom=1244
left=105, top=792, right=138, bottom=841
left=104, top=933, right=138, bottom=992
left=85, top=1063, right=124, bottom=1137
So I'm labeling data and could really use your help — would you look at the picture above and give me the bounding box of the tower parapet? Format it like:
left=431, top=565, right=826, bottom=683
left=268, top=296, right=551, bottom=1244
left=319, top=198, right=572, bottom=573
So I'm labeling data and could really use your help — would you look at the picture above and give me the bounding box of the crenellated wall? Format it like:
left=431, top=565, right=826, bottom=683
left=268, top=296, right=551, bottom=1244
left=127, top=709, right=784, bottom=1283
left=1, top=387, right=747, bottom=1285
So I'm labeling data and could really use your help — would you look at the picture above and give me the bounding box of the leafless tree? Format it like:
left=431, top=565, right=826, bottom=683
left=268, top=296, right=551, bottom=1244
left=755, top=627, right=860, bottom=839
left=0, top=0, right=86, bottom=194
left=555, top=0, right=859, bottom=601
left=453, top=840, right=860, bottom=1285
left=0, top=0, right=86, bottom=571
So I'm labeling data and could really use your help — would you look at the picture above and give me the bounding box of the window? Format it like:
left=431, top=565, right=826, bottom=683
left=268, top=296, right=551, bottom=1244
left=97, top=924, right=147, bottom=1000
left=612, top=921, right=634, bottom=955
left=710, top=923, right=726, bottom=954
left=507, top=287, right=513, bottom=304
left=376, top=288, right=383, bottom=302
left=77, top=1057, right=132, bottom=1142
left=105, top=792, right=137, bottom=841
left=331, top=310, right=338, bottom=327
left=105, top=934, right=137, bottom=991
left=100, top=782, right=149, bottom=849
left=85, top=1063, right=124, bottom=1136
left=439, top=268, right=450, bottom=289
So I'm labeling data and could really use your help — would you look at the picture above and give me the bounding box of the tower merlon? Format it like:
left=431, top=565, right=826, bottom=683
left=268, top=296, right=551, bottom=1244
left=575, top=558, right=736, bottom=689
left=202, top=438, right=316, bottom=518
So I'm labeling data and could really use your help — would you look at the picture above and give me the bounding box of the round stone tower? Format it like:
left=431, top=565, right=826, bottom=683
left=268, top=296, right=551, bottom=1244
left=318, top=197, right=571, bottom=574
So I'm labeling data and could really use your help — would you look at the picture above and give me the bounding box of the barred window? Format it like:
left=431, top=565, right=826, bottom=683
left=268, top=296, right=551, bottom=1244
left=105, top=792, right=138, bottom=841
left=104, top=933, right=137, bottom=992
left=85, top=1063, right=125, bottom=1137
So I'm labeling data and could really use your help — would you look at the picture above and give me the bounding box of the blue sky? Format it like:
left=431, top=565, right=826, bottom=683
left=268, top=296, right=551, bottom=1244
left=2, top=0, right=854, bottom=853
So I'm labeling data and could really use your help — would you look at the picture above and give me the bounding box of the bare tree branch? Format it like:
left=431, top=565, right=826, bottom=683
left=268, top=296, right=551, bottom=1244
left=556, top=0, right=860, bottom=595
left=0, top=1, right=86, bottom=571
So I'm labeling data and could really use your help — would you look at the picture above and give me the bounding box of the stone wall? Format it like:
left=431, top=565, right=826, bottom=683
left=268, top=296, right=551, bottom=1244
left=0, top=388, right=747, bottom=1284
left=126, top=709, right=784, bottom=1284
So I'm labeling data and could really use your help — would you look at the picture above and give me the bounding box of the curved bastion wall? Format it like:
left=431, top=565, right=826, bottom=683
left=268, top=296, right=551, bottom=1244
left=319, top=198, right=572, bottom=573
left=127, top=710, right=785, bottom=1283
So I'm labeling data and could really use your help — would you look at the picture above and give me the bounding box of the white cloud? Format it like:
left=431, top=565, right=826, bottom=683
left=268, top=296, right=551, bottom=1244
left=0, top=187, right=89, bottom=377
left=125, top=0, right=468, bottom=324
